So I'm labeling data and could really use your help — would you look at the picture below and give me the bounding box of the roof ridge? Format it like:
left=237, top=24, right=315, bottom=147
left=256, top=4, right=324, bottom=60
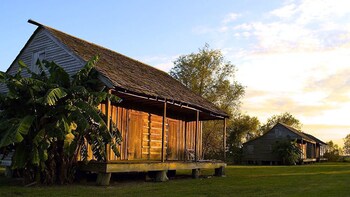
left=277, top=122, right=315, bottom=142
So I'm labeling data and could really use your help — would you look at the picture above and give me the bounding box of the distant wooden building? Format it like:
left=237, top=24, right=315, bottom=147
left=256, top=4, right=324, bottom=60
left=242, top=122, right=327, bottom=165
left=3, top=20, right=228, bottom=184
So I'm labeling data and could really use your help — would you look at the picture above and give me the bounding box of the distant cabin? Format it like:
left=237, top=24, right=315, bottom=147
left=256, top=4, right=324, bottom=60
left=2, top=20, right=228, bottom=184
left=242, top=122, right=327, bottom=165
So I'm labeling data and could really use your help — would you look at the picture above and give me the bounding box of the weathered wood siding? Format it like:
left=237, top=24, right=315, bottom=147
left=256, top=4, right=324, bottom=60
left=300, top=143, right=307, bottom=159
left=242, top=124, right=305, bottom=163
left=0, top=28, right=84, bottom=93
left=80, top=103, right=202, bottom=161
left=6, top=29, right=84, bottom=77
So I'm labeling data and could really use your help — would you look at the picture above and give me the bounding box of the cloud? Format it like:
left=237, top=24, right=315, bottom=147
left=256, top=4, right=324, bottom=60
left=296, top=0, right=350, bottom=25
left=305, top=68, right=350, bottom=103
left=224, top=0, right=350, bottom=54
left=140, top=55, right=177, bottom=72
left=270, top=3, right=297, bottom=18
left=192, top=12, right=242, bottom=34
left=189, top=0, right=350, bottom=144
left=222, top=13, right=241, bottom=24
left=242, top=91, right=335, bottom=120
left=303, top=124, right=349, bottom=146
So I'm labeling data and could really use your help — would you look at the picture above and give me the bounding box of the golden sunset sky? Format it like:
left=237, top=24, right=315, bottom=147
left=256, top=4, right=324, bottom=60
left=226, top=1, right=350, bottom=146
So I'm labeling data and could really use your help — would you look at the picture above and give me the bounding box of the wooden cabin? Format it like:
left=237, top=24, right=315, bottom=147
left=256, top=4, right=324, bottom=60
left=3, top=20, right=228, bottom=184
left=242, top=122, right=327, bottom=165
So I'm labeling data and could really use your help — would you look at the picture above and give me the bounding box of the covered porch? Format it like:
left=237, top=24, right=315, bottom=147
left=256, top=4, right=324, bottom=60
left=77, top=88, right=228, bottom=185
left=297, top=138, right=317, bottom=164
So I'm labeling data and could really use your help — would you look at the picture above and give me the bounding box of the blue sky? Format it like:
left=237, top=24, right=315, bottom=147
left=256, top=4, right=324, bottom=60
left=1, top=0, right=350, bottom=146
left=1, top=0, right=280, bottom=70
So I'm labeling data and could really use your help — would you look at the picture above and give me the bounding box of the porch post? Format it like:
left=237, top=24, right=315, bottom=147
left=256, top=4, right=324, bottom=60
left=301, top=139, right=303, bottom=159
left=223, top=118, right=227, bottom=161
left=195, top=110, right=199, bottom=162
left=105, top=89, right=112, bottom=162
left=161, top=99, right=167, bottom=162
left=314, top=143, right=316, bottom=158
left=184, top=121, right=187, bottom=161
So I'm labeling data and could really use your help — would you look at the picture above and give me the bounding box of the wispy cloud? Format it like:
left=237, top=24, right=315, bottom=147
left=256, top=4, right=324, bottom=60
left=222, top=13, right=241, bottom=24
left=217, top=0, right=350, bottom=143
left=305, top=68, right=350, bottom=103
left=140, top=55, right=178, bottom=72
left=270, top=3, right=297, bottom=18
left=190, top=0, right=350, bottom=143
left=192, top=12, right=242, bottom=34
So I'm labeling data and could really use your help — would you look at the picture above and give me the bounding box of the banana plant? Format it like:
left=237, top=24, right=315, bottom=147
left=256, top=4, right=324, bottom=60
left=0, top=56, right=122, bottom=184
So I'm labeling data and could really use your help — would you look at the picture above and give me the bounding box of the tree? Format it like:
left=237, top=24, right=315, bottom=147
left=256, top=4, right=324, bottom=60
left=260, top=112, right=302, bottom=134
left=170, top=44, right=245, bottom=159
left=170, top=44, right=245, bottom=116
left=227, top=114, right=260, bottom=163
left=273, top=138, right=301, bottom=165
left=0, top=56, right=122, bottom=184
left=343, top=134, right=350, bottom=156
left=323, top=141, right=341, bottom=161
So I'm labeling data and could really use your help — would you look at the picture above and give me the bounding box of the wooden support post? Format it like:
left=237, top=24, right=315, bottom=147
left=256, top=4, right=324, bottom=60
left=184, top=121, right=187, bottom=161
left=314, top=143, right=316, bottom=158
left=96, top=172, right=111, bottom=186
left=214, top=166, right=226, bottom=177
left=125, top=109, right=129, bottom=160
left=105, top=89, right=112, bottom=162
left=195, top=110, right=199, bottom=162
left=161, top=99, right=167, bottom=162
left=301, top=139, right=304, bottom=159
left=223, top=118, right=227, bottom=161
left=155, top=170, right=169, bottom=182
left=5, top=166, right=12, bottom=178
left=192, top=169, right=200, bottom=179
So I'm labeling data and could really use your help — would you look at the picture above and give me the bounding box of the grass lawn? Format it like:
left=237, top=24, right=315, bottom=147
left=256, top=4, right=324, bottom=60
left=1, top=163, right=350, bottom=197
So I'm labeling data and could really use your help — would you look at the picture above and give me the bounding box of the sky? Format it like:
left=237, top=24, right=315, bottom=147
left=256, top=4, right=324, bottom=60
left=1, top=0, right=350, bottom=146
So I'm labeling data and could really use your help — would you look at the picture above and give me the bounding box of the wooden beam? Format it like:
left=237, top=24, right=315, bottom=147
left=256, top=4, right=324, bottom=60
left=223, top=118, right=227, bottom=161
left=195, top=110, right=199, bottom=162
left=115, top=90, right=226, bottom=120
left=301, top=139, right=304, bottom=159
left=161, top=99, right=167, bottom=162
left=125, top=109, right=129, bottom=160
left=107, top=161, right=226, bottom=173
left=105, top=89, right=112, bottom=162
left=184, top=121, right=187, bottom=161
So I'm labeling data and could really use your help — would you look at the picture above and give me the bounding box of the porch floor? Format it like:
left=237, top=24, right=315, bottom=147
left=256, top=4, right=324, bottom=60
left=301, top=158, right=317, bottom=164
left=78, top=160, right=226, bottom=173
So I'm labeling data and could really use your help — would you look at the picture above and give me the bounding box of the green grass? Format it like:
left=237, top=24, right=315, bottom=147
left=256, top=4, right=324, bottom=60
left=1, top=163, right=350, bottom=197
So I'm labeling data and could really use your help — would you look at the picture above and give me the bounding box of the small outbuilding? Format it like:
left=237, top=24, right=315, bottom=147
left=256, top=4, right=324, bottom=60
left=2, top=20, right=228, bottom=184
left=242, top=122, right=327, bottom=165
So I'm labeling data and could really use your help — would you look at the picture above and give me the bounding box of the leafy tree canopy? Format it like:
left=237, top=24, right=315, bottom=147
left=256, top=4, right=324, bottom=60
left=169, top=44, right=245, bottom=159
left=227, top=114, right=260, bottom=163
left=260, top=112, right=302, bottom=134
left=324, top=140, right=342, bottom=161
left=0, top=56, right=121, bottom=184
left=228, top=114, right=260, bottom=147
left=170, top=44, right=245, bottom=116
left=343, top=134, right=350, bottom=156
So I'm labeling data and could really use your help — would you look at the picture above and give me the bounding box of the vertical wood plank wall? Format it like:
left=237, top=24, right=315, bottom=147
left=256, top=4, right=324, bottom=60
left=80, top=103, right=203, bottom=162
